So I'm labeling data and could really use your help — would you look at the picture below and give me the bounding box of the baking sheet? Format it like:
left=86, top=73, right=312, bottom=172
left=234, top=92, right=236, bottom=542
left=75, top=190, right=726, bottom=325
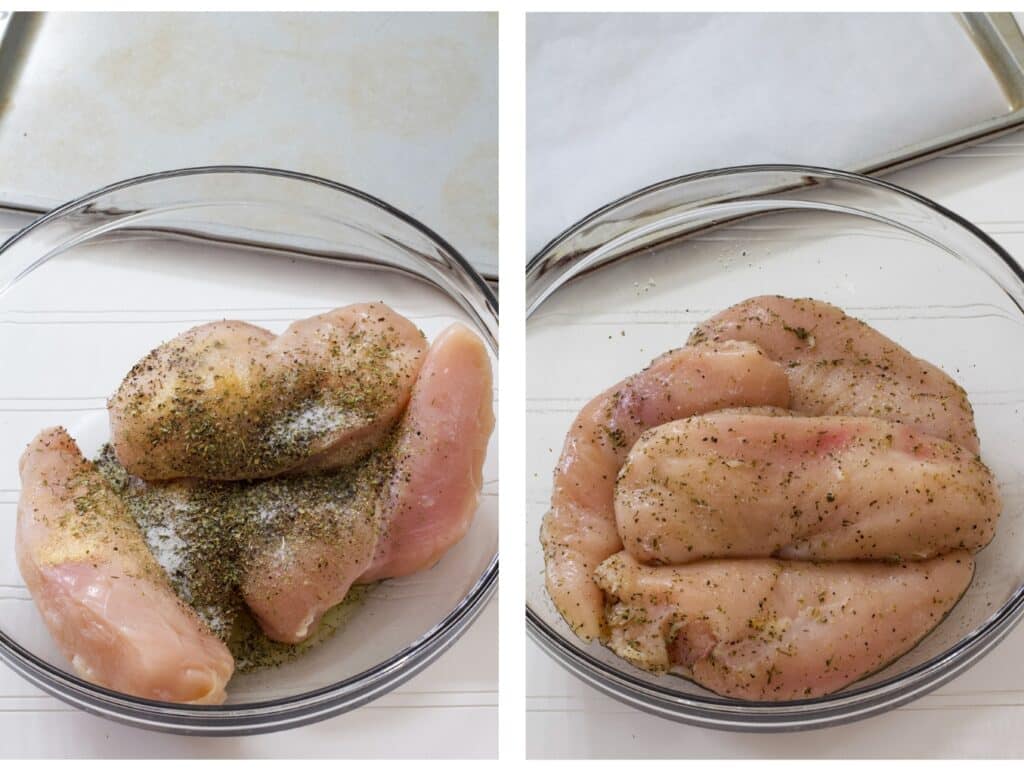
left=527, top=13, right=1017, bottom=258
left=0, top=12, right=498, bottom=278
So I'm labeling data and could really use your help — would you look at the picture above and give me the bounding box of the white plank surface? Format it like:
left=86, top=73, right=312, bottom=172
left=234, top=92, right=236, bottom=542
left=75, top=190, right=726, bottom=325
left=526, top=130, right=1024, bottom=759
left=0, top=600, right=497, bottom=759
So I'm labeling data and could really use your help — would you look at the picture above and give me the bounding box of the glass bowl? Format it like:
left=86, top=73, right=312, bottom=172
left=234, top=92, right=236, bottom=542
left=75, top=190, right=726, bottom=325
left=526, top=164, right=1024, bottom=731
left=0, top=166, right=498, bottom=735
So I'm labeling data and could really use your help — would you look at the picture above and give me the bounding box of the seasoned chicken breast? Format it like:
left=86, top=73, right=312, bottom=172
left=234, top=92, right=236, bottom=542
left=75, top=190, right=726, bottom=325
left=17, top=428, right=234, bottom=704
left=541, top=342, right=791, bottom=640
left=616, top=412, right=999, bottom=564
left=361, top=323, right=495, bottom=582
left=595, top=550, right=973, bottom=701
left=239, top=457, right=387, bottom=644
left=94, top=446, right=388, bottom=649
left=109, top=303, right=427, bottom=480
left=689, top=295, right=979, bottom=452
left=242, top=323, right=494, bottom=642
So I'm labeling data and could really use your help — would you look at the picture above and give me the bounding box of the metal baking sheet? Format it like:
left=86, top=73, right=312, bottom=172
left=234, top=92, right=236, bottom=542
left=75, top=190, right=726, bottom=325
left=0, top=12, right=498, bottom=281
left=527, top=12, right=1024, bottom=264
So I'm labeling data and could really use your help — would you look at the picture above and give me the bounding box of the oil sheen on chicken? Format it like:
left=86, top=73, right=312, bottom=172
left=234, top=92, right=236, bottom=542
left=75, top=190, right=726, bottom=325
left=594, top=550, right=974, bottom=700
left=16, top=428, right=234, bottom=704
left=242, top=323, right=494, bottom=643
left=109, top=302, right=427, bottom=480
left=361, top=323, right=495, bottom=582
left=615, top=412, right=999, bottom=564
left=541, top=341, right=791, bottom=640
left=689, top=295, right=979, bottom=452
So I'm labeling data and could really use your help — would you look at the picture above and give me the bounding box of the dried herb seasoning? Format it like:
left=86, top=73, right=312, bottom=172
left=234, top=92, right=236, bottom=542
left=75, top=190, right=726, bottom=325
left=95, top=442, right=388, bottom=671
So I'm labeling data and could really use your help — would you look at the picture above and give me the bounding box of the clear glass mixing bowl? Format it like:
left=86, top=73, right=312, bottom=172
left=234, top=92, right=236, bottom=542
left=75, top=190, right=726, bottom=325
left=0, top=166, right=498, bottom=734
left=526, top=165, right=1024, bottom=731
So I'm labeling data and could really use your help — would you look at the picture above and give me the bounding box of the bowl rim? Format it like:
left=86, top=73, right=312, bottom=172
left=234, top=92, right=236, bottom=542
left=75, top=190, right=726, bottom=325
left=525, top=162, right=1024, bottom=730
left=2, top=163, right=498, bottom=317
left=526, top=162, right=1024, bottom=288
left=0, top=164, right=499, bottom=733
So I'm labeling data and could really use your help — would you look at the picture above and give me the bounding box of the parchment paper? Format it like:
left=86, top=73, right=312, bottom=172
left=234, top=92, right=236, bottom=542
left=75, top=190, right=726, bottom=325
left=527, top=12, right=1009, bottom=258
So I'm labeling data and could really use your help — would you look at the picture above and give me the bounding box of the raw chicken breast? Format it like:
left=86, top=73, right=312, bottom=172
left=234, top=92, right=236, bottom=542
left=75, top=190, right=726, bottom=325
left=541, top=342, right=791, bottom=640
left=240, top=457, right=387, bottom=644
left=109, top=302, right=427, bottom=480
left=361, top=323, right=495, bottom=581
left=594, top=550, right=973, bottom=700
left=616, top=412, right=999, bottom=564
left=16, top=428, right=234, bottom=703
left=241, top=323, right=493, bottom=642
left=689, top=295, right=980, bottom=452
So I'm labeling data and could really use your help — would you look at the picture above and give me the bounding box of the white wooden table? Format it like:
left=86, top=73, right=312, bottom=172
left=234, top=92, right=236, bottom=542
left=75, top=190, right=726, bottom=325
left=526, top=131, right=1024, bottom=759
left=0, top=603, right=496, bottom=759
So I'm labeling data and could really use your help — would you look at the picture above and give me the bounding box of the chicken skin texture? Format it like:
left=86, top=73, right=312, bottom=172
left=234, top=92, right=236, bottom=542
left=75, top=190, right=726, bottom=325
left=616, top=412, right=999, bottom=564
left=689, top=295, right=979, bottom=452
left=541, top=341, right=791, bottom=640
left=244, top=323, right=494, bottom=643
left=594, top=551, right=974, bottom=701
left=17, top=428, right=234, bottom=704
left=109, top=302, right=427, bottom=480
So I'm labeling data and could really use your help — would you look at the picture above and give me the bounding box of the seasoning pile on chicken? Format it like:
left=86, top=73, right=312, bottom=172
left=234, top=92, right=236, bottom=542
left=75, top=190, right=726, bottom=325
left=17, top=303, right=494, bottom=704
left=541, top=295, right=999, bottom=701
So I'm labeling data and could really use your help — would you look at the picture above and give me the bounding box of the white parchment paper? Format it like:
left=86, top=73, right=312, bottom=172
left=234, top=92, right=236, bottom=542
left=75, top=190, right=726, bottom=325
left=527, top=12, right=1009, bottom=257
